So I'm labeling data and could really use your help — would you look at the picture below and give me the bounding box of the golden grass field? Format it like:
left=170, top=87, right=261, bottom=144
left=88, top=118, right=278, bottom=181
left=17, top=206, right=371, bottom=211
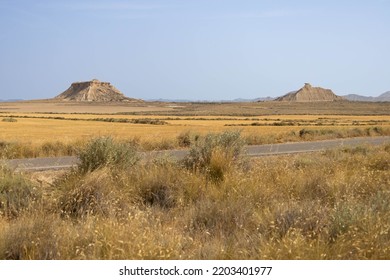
left=1, top=113, right=388, bottom=142
left=1, top=100, right=390, bottom=155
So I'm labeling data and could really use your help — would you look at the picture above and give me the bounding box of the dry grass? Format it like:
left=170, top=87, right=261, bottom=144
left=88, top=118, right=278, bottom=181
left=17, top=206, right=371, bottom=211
left=1, top=134, right=389, bottom=259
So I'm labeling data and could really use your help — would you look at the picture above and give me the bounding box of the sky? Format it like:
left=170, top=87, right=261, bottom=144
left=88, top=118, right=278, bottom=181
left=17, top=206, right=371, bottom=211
left=0, top=0, right=389, bottom=101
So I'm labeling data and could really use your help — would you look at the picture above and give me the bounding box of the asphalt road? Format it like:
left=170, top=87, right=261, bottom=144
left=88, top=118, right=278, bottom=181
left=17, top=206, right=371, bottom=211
left=2, top=136, right=389, bottom=171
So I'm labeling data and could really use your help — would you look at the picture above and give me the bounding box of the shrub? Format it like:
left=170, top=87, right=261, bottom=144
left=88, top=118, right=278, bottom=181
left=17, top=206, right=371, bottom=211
left=131, top=118, right=167, bottom=125
left=0, top=168, right=41, bottom=218
left=299, top=129, right=312, bottom=138
left=77, top=137, right=139, bottom=173
left=368, top=151, right=390, bottom=171
left=186, top=197, right=256, bottom=238
left=58, top=169, right=131, bottom=219
left=2, top=117, right=17, bottom=122
left=177, top=131, right=192, bottom=147
left=268, top=201, right=330, bottom=240
left=0, top=214, right=59, bottom=259
left=133, top=164, right=189, bottom=209
left=328, top=201, right=365, bottom=243
left=183, top=131, right=245, bottom=182
left=138, top=178, right=176, bottom=209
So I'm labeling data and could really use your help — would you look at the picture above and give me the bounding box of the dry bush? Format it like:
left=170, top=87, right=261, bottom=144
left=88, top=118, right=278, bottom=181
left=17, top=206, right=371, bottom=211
left=125, top=161, right=204, bottom=209
left=183, top=131, right=246, bottom=182
left=0, top=168, right=41, bottom=219
left=0, top=213, right=59, bottom=259
left=134, top=166, right=180, bottom=209
left=57, top=169, right=134, bottom=219
left=177, top=130, right=192, bottom=147
left=176, top=131, right=201, bottom=148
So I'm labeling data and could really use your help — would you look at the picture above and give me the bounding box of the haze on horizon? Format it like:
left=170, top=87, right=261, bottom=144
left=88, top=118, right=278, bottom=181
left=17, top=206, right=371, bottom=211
left=0, top=0, right=389, bottom=101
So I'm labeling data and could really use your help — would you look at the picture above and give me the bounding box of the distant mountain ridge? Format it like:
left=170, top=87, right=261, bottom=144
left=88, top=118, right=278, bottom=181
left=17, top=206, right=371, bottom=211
left=234, top=96, right=274, bottom=102
left=343, top=91, right=390, bottom=102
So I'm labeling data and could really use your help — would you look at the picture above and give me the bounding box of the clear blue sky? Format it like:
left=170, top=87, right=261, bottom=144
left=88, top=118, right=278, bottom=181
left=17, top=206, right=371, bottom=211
left=1, top=0, right=389, bottom=100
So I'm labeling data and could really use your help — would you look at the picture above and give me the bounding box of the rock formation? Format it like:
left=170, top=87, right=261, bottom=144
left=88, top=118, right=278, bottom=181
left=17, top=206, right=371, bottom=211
left=276, top=83, right=343, bottom=102
left=55, top=79, right=141, bottom=102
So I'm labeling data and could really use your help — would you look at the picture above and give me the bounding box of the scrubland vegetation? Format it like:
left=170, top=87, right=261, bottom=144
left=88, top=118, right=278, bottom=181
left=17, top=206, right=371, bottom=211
left=1, top=132, right=389, bottom=259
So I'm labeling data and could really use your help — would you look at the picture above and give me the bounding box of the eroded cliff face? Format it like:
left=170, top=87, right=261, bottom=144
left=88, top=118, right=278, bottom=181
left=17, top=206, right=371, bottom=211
left=276, top=83, right=344, bottom=102
left=55, top=79, right=141, bottom=102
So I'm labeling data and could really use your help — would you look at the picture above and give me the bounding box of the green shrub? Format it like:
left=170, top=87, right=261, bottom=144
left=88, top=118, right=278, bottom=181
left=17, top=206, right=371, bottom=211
left=77, top=137, right=139, bottom=173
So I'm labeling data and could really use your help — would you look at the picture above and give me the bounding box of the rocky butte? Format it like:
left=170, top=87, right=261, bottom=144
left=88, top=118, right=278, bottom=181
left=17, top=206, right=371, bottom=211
left=55, top=79, right=141, bottom=102
left=276, top=83, right=344, bottom=102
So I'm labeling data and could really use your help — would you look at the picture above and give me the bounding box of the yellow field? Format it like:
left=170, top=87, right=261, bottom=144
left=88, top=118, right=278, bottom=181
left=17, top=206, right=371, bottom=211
left=0, top=116, right=290, bottom=144
left=1, top=113, right=390, bottom=146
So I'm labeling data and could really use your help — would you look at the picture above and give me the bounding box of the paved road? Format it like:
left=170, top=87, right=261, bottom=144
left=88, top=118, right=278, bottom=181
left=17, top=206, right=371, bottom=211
left=2, top=136, right=389, bottom=171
